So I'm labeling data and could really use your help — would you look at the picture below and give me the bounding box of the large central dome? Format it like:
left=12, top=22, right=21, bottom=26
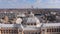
left=26, top=17, right=40, bottom=23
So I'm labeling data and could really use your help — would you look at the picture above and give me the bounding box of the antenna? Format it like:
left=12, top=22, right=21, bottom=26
left=31, top=5, right=34, bottom=9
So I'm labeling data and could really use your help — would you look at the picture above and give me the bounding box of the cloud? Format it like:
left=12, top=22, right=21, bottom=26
left=0, top=0, right=60, bottom=8
left=33, top=0, right=43, bottom=8
left=0, top=0, right=36, bottom=8
left=33, top=0, right=60, bottom=8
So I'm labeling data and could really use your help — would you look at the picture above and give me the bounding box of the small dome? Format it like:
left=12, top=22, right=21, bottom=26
left=16, top=18, right=22, bottom=24
left=29, top=12, right=34, bottom=17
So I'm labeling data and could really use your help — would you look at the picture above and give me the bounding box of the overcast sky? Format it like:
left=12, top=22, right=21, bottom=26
left=0, top=0, right=60, bottom=9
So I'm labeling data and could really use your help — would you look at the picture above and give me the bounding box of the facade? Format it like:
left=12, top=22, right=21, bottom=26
left=0, top=23, right=60, bottom=34
left=41, top=23, right=60, bottom=34
left=0, top=24, right=21, bottom=34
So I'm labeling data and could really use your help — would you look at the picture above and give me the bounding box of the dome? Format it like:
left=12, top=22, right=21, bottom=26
left=16, top=18, right=22, bottom=24
left=23, top=17, right=40, bottom=24
left=29, top=12, right=34, bottom=17
left=22, top=12, right=40, bottom=25
left=27, top=17, right=40, bottom=23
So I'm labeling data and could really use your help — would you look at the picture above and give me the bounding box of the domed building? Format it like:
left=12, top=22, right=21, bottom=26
left=22, top=12, right=40, bottom=26
left=20, top=12, right=41, bottom=34
left=0, top=11, right=60, bottom=34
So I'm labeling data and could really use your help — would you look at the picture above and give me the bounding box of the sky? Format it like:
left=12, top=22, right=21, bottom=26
left=0, top=0, right=60, bottom=9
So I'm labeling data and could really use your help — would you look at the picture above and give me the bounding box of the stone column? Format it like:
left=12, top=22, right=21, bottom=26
left=0, top=30, right=1, bottom=34
left=22, top=31, right=24, bottom=34
left=45, top=28, right=47, bottom=34
left=0, top=27, right=1, bottom=34
left=18, top=29, right=22, bottom=34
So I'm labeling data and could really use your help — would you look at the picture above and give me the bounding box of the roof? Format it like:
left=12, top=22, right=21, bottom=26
left=0, top=13, right=16, bottom=19
left=0, top=23, right=41, bottom=30
left=0, top=23, right=60, bottom=30
left=0, top=24, right=22, bottom=28
left=42, top=23, right=60, bottom=28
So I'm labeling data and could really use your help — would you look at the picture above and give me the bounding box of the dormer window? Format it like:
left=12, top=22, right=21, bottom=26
left=34, top=23, right=36, bottom=25
left=27, top=23, right=30, bottom=25
left=31, top=23, right=33, bottom=25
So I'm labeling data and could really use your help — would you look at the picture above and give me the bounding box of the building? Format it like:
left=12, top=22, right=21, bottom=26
left=0, top=9, right=60, bottom=34
left=41, top=23, right=60, bottom=34
left=0, top=12, right=41, bottom=34
left=0, top=23, right=60, bottom=34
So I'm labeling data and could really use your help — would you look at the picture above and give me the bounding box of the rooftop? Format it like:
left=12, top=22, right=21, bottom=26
left=0, top=23, right=60, bottom=30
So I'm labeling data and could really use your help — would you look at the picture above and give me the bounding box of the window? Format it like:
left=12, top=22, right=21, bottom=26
left=47, top=28, right=60, bottom=32
left=47, top=29, right=51, bottom=32
left=34, top=32, right=37, bottom=34
left=1, top=29, right=18, bottom=34
left=27, top=23, right=30, bottom=25
left=31, top=32, right=34, bottom=34
left=24, top=32, right=26, bottom=34
left=31, top=23, right=33, bottom=25
left=34, top=23, right=36, bottom=25
left=58, top=28, right=60, bottom=32
left=37, top=32, right=40, bottom=34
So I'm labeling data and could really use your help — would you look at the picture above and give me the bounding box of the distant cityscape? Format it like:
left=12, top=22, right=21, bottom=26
left=0, top=9, right=60, bottom=34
